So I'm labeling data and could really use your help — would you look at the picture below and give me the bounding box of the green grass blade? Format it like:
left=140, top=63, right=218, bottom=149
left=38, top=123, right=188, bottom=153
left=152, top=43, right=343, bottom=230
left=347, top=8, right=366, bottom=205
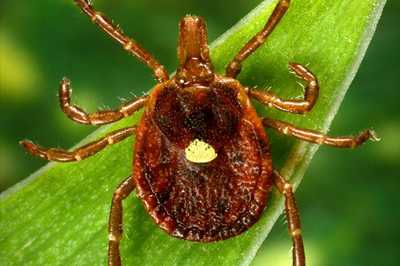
left=0, top=0, right=385, bottom=265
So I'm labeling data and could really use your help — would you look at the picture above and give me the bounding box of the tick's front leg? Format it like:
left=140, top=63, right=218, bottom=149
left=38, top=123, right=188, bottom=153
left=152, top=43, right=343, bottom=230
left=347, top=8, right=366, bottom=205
left=273, top=170, right=305, bottom=266
left=73, top=0, right=169, bottom=82
left=263, top=118, right=379, bottom=148
left=60, top=78, right=147, bottom=125
left=248, top=63, right=319, bottom=114
left=20, top=127, right=135, bottom=162
left=226, top=0, right=290, bottom=78
left=108, top=177, right=135, bottom=266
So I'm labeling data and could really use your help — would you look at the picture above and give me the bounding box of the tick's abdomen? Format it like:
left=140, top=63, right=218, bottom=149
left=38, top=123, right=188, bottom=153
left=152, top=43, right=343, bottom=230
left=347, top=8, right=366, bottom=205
left=133, top=81, right=273, bottom=241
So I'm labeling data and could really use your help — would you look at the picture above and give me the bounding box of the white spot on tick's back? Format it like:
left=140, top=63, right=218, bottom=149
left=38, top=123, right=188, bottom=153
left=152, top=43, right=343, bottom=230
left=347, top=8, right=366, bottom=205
left=108, top=233, right=118, bottom=242
left=185, top=139, right=217, bottom=163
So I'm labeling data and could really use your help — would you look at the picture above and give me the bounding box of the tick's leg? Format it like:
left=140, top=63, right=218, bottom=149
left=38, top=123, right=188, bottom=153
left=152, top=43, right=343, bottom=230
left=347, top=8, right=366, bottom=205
left=60, top=78, right=147, bottom=125
left=273, top=170, right=305, bottom=266
left=263, top=118, right=379, bottom=148
left=226, top=0, right=290, bottom=77
left=248, top=63, right=319, bottom=114
left=20, top=127, right=135, bottom=162
left=73, top=0, right=169, bottom=82
left=108, top=176, right=135, bottom=266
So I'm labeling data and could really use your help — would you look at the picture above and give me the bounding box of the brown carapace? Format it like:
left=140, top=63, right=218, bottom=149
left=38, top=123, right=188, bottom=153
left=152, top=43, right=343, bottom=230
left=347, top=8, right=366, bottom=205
left=20, top=1, right=378, bottom=266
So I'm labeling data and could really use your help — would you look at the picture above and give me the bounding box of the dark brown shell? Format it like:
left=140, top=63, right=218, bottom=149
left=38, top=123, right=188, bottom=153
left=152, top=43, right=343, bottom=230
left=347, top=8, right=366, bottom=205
left=133, top=77, right=273, bottom=242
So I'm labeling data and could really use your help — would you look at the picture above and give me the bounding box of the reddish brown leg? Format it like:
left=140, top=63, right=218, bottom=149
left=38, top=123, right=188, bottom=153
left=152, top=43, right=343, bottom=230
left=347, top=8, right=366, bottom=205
left=273, top=170, right=305, bottom=266
left=108, top=176, right=135, bottom=266
left=59, top=78, right=147, bottom=125
left=20, top=127, right=135, bottom=162
left=248, top=63, right=319, bottom=114
left=263, top=118, right=380, bottom=148
left=226, top=0, right=290, bottom=77
left=73, top=0, right=169, bottom=82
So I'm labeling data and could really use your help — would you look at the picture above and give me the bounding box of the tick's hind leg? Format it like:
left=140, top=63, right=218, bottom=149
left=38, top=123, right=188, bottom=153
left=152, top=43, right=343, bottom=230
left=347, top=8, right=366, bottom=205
left=249, top=63, right=319, bottom=114
left=20, top=127, right=135, bottom=162
left=263, top=118, right=379, bottom=148
left=273, top=170, right=305, bottom=266
left=60, top=78, right=147, bottom=125
left=108, top=176, right=135, bottom=266
left=73, top=0, right=168, bottom=82
left=226, top=0, right=290, bottom=77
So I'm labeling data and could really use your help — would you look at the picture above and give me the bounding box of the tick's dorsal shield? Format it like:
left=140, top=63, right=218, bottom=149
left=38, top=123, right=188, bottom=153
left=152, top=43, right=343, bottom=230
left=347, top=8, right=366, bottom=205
left=175, top=16, right=214, bottom=86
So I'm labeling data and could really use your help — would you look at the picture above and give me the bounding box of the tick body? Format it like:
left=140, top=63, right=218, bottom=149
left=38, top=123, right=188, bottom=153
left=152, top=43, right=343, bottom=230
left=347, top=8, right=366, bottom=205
left=21, top=1, right=378, bottom=265
left=135, top=70, right=273, bottom=241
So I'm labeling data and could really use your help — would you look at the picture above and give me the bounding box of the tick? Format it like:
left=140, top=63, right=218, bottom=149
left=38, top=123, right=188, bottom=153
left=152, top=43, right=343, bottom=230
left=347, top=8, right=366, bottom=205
left=20, top=1, right=378, bottom=265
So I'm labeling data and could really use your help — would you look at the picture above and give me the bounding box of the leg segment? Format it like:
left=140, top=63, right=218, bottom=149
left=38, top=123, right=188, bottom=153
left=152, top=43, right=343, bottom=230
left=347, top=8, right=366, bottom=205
left=73, top=0, right=169, bottom=82
left=59, top=78, right=147, bottom=125
left=249, top=63, right=319, bottom=114
left=20, top=127, right=136, bottom=162
left=226, top=0, right=290, bottom=77
left=273, top=170, right=305, bottom=266
left=263, top=118, right=380, bottom=148
left=108, top=176, right=135, bottom=266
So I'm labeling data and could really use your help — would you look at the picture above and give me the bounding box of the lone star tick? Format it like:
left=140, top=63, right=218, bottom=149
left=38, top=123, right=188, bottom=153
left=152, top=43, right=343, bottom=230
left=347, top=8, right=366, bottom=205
left=20, top=1, right=379, bottom=265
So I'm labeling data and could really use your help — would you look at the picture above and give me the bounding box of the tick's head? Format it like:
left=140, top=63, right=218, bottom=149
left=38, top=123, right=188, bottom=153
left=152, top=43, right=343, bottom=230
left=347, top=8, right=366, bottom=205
left=175, top=16, right=214, bottom=87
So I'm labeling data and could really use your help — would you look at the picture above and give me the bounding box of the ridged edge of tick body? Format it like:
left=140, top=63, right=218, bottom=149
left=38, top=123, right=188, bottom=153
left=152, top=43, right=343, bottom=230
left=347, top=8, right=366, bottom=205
left=133, top=77, right=273, bottom=242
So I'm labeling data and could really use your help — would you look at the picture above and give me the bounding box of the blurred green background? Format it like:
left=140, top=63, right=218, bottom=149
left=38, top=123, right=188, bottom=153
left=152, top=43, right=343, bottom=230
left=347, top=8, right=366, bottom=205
left=0, top=0, right=398, bottom=265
